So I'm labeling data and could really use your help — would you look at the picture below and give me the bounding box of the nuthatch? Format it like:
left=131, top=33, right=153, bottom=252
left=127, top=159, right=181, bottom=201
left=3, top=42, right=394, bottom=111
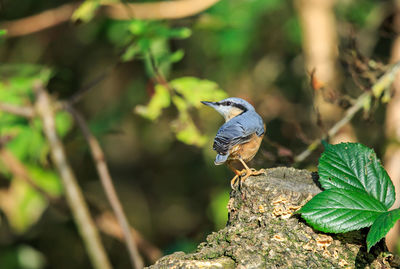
left=201, top=97, right=265, bottom=187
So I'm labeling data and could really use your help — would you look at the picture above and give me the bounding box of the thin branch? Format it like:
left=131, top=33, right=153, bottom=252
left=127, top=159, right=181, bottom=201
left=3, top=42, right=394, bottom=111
left=294, top=92, right=370, bottom=163
left=34, top=83, right=112, bottom=269
left=68, top=67, right=115, bottom=105
left=0, top=103, right=35, bottom=118
left=102, top=0, right=221, bottom=20
left=1, top=0, right=221, bottom=37
left=65, top=104, right=143, bottom=269
left=0, top=136, right=161, bottom=264
left=0, top=3, right=78, bottom=37
left=0, top=145, right=59, bottom=203
left=295, top=61, right=400, bottom=163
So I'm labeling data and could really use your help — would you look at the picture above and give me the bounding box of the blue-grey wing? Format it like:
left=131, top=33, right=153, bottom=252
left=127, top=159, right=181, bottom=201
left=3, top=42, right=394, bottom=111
left=213, top=112, right=264, bottom=155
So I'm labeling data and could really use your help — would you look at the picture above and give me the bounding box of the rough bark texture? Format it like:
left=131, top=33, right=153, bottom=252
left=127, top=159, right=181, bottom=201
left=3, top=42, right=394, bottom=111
left=149, top=167, right=400, bottom=268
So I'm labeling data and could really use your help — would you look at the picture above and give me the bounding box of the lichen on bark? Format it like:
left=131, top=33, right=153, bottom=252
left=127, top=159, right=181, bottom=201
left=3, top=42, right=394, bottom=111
left=149, top=167, right=400, bottom=268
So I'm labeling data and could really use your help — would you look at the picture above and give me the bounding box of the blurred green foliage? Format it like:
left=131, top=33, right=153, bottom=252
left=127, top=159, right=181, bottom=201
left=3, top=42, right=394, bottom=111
left=136, top=77, right=227, bottom=146
left=0, top=0, right=397, bottom=267
left=0, top=65, right=69, bottom=233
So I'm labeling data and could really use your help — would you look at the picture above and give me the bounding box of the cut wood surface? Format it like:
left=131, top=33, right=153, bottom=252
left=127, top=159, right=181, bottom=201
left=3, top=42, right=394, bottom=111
left=149, top=167, right=400, bottom=268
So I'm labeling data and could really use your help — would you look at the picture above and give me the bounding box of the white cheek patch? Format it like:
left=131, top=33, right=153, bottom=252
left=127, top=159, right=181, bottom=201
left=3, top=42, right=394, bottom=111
left=225, top=107, right=244, bottom=121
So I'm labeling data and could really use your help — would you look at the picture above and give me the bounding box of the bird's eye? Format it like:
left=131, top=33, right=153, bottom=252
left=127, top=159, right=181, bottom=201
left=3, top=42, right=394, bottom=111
left=226, top=101, right=232, bottom=106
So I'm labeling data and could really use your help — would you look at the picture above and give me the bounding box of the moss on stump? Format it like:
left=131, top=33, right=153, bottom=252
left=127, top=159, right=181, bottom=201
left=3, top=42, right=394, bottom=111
left=149, top=167, right=400, bottom=268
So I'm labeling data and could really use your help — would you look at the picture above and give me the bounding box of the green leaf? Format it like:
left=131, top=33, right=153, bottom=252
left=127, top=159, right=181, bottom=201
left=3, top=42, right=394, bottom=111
left=318, top=142, right=395, bottom=209
left=6, top=124, right=47, bottom=163
left=367, top=208, right=400, bottom=251
left=171, top=96, right=207, bottom=147
left=299, top=189, right=387, bottom=233
left=0, top=64, right=52, bottom=103
left=27, top=166, right=63, bottom=196
left=170, top=77, right=228, bottom=108
left=372, top=62, right=400, bottom=98
left=0, top=29, right=7, bottom=37
left=121, top=44, right=140, bottom=62
left=0, top=179, right=47, bottom=233
left=55, top=111, right=73, bottom=137
left=71, top=1, right=100, bottom=23
left=135, top=85, right=171, bottom=120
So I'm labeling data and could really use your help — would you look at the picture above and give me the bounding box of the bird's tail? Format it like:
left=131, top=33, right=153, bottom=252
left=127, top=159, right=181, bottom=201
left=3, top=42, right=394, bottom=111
left=214, top=153, right=229, bottom=165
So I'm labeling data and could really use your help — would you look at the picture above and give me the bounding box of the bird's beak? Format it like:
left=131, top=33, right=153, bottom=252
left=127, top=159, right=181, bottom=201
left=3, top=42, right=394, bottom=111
left=201, top=101, right=218, bottom=108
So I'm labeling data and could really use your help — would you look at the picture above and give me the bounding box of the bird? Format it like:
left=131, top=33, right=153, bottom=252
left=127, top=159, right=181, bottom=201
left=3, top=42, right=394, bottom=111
left=201, top=97, right=265, bottom=187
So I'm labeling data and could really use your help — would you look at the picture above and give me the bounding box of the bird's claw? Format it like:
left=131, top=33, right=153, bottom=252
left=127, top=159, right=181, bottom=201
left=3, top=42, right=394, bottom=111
left=230, top=168, right=265, bottom=189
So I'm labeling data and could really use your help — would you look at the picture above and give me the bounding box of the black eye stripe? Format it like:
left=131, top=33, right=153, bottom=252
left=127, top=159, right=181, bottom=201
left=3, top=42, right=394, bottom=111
left=219, top=101, right=247, bottom=112
left=233, top=103, right=247, bottom=112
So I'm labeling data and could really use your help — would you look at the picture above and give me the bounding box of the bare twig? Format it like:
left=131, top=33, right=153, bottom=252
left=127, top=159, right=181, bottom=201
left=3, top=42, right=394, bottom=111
left=294, top=92, right=370, bottom=163
left=0, top=145, right=59, bottom=203
left=0, top=136, right=160, bottom=264
left=0, top=103, right=35, bottom=118
left=295, top=61, right=400, bottom=163
left=34, top=83, right=112, bottom=269
left=0, top=3, right=79, bottom=37
left=102, top=0, right=220, bottom=20
left=68, top=68, right=115, bottom=105
left=65, top=104, right=143, bottom=269
left=1, top=0, right=221, bottom=37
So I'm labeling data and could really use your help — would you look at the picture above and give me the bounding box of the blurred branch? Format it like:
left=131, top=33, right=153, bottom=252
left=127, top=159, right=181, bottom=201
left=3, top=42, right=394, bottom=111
left=294, top=92, right=370, bottom=163
left=295, top=61, right=400, bottom=163
left=69, top=67, right=115, bottom=105
left=102, top=0, right=220, bottom=20
left=1, top=0, right=221, bottom=37
left=0, top=143, right=60, bottom=203
left=0, top=103, right=35, bottom=118
left=34, top=83, right=112, bottom=269
left=65, top=104, right=144, bottom=269
left=0, top=3, right=78, bottom=37
left=0, top=135, right=160, bottom=264
left=96, top=211, right=162, bottom=264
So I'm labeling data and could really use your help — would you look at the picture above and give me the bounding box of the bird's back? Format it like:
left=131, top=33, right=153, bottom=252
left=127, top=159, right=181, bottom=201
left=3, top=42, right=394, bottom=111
left=213, top=110, right=264, bottom=157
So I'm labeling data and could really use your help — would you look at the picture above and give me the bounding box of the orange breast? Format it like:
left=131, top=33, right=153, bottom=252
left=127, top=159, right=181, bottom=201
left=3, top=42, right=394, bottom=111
left=228, top=133, right=264, bottom=163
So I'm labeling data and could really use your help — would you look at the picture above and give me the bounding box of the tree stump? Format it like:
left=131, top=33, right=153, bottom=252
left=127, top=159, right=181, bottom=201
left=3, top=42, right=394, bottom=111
left=148, top=167, right=400, bottom=268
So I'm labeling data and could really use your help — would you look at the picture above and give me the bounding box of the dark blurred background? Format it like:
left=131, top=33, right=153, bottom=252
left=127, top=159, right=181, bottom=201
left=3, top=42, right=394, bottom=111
left=0, top=0, right=399, bottom=268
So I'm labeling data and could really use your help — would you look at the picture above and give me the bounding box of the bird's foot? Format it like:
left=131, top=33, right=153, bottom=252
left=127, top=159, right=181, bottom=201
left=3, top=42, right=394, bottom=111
left=230, top=175, right=239, bottom=189
left=240, top=168, right=266, bottom=185
left=249, top=168, right=266, bottom=175
left=230, top=169, right=246, bottom=188
left=231, top=169, right=265, bottom=189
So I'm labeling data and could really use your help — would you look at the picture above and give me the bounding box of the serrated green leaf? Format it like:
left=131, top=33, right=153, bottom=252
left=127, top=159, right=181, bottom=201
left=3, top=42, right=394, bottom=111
left=318, top=143, right=395, bottom=209
left=367, top=208, right=400, bottom=251
left=135, top=85, right=171, bottom=120
left=299, top=189, right=387, bottom=233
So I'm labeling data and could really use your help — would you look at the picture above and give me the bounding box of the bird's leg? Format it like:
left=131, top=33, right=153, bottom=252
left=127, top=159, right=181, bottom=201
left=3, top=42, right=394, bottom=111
left=228, top=163, right=245, bottom=188
left=238, top=158, right=265, bottom=184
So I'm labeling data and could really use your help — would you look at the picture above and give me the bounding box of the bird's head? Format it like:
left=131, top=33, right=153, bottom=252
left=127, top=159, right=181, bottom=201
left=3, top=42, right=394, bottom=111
left=201, top=97, right=255, bottom=122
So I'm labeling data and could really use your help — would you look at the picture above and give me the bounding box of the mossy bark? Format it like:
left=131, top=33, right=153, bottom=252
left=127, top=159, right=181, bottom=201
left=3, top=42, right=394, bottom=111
left=149, top=167, right=400, bottom=268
